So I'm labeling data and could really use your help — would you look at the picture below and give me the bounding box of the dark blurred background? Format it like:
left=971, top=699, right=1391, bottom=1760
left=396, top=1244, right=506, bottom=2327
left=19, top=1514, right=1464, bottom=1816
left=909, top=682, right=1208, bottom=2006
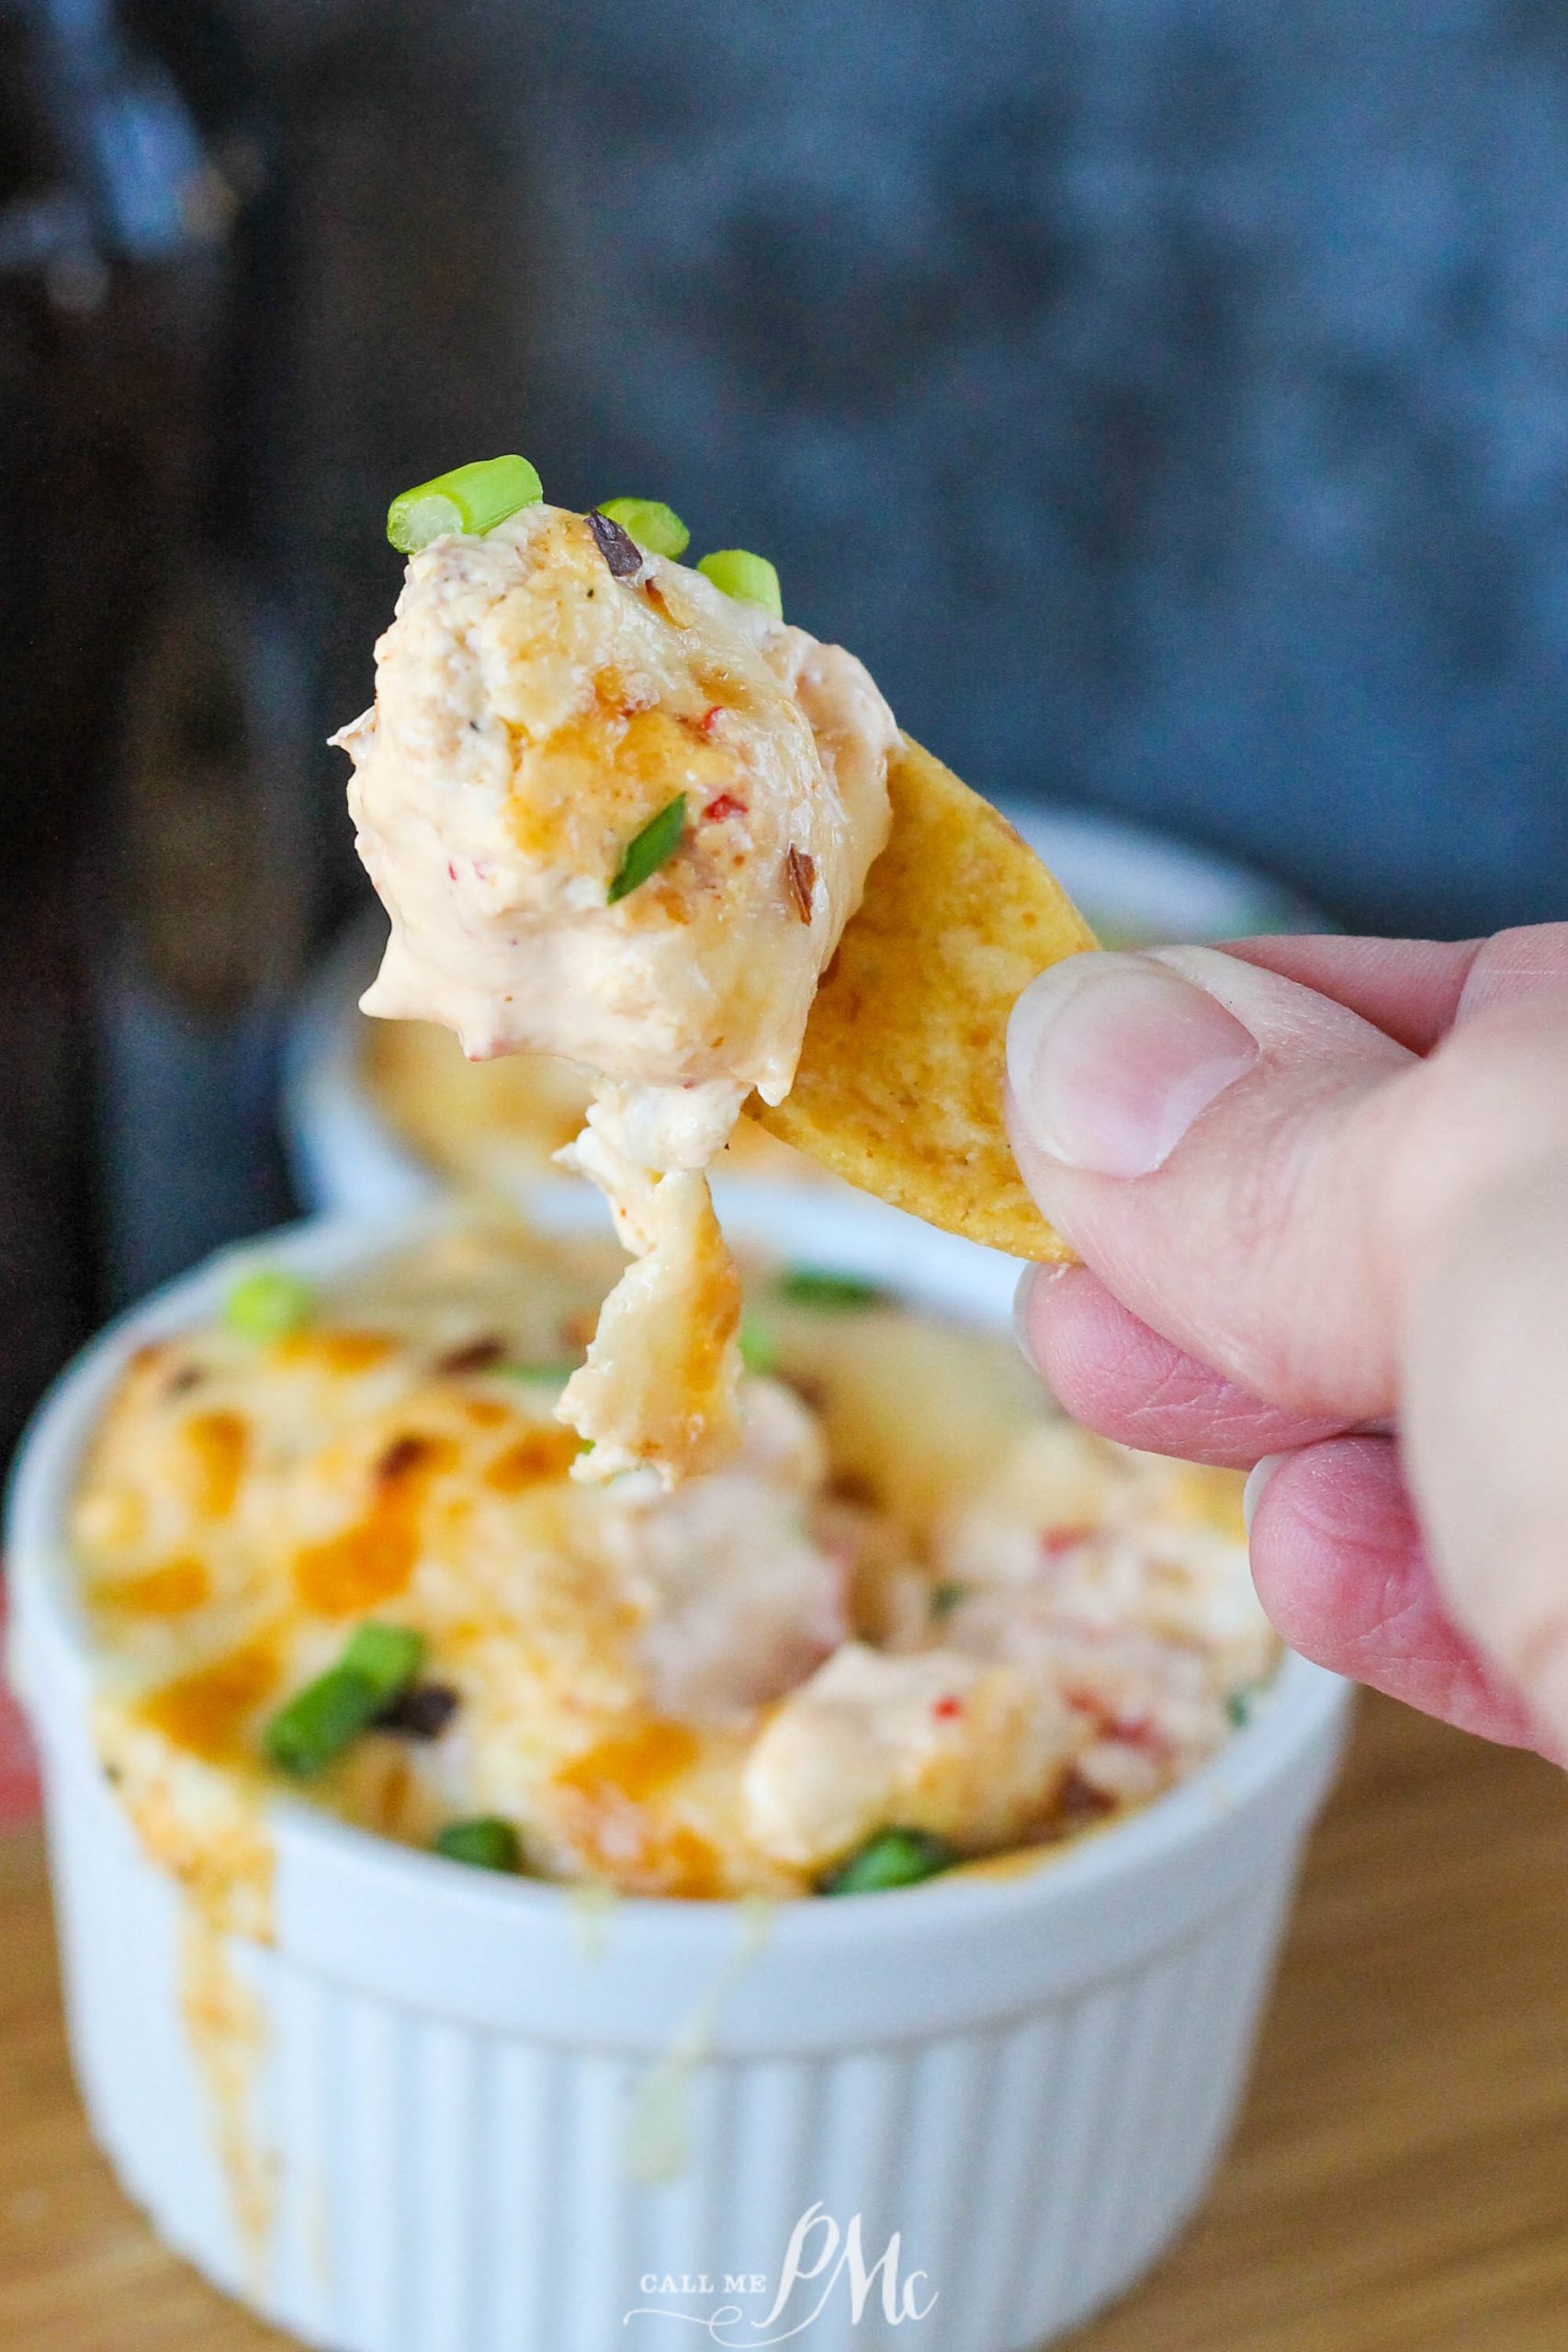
left=4, top=0, right=1567, bottom=1454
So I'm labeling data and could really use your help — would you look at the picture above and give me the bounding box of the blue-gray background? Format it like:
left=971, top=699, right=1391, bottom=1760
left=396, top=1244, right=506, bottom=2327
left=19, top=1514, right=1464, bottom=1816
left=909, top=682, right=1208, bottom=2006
left=256, top=0, right=1568, bottom=939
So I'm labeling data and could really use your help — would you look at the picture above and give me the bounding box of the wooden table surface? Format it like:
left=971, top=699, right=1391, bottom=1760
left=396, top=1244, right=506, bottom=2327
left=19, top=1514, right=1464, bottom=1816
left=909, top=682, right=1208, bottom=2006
left=2, top=1691, right=1566, bottom=2352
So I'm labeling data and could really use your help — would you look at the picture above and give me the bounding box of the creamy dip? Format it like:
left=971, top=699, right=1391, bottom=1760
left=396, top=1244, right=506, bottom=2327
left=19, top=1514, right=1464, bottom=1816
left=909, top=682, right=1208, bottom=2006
left=335, top=507, right=897, bottom=1484
left=73, top=1225, right=1278, bottom=1910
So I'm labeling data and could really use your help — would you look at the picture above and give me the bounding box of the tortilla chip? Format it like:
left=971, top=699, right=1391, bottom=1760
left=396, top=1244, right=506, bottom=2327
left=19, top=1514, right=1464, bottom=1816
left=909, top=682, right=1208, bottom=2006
left=751, top=734, right=1098, bottom=1260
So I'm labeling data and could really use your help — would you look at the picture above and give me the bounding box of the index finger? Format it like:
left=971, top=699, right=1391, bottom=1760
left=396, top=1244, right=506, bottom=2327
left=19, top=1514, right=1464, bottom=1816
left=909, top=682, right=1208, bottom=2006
left=1218, top=935, right=1480, bottom=1051
left=1221, top=923, right=1568, bottom=1053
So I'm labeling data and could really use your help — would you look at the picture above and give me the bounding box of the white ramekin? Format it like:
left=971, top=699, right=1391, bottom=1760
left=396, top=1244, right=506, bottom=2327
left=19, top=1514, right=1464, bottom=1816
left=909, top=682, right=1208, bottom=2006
left=283, top=807, right=1325, bottom=1223
left=6, top=1199, right=1350, bottom=2352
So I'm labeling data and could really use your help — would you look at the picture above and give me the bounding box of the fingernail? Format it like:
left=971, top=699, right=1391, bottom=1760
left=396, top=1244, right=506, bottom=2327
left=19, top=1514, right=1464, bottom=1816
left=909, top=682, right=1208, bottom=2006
left=1013, top=1265, right=1039, bottom=1361
left=1243, top=1453, right=1285, bottom=1541
left=1008, top=952, right=1259, bottom=1178
left=1012, top=1261, right=1074, bottom=1366
left=1525, top=1656, right=1568, bottom=1760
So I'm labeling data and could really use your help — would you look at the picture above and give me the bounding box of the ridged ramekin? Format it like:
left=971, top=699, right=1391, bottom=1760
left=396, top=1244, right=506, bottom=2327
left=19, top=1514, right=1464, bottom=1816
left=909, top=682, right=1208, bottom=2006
left=6, top=1201, right=1350, bottom=2352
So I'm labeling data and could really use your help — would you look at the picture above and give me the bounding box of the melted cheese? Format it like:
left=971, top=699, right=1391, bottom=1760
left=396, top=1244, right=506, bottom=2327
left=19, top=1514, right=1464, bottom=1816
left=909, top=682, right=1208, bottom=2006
left=73, top=1226, right=1275, bottom=1905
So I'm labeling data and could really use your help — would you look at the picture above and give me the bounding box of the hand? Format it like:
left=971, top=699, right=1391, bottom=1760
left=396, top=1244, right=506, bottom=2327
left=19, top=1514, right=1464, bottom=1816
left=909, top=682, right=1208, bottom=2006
left=1005, top=925, right=1568, bottom=1758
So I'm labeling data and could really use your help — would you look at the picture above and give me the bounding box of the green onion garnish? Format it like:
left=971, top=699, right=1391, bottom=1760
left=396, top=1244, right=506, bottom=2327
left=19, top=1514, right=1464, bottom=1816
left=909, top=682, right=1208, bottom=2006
left=265, top=1672, right=378, bottom=1779
left=597, top=498, right=690, bottom=560
left=819, top=1828, right=959, bottom=1897
left=341, top=1622, right=427, bottom=1702
left=1225, top=1690, right=1253, bottom=1729
left=434, top=1817, right=522, bottom=1873
left=930, top=1582, right=968, bottom=1622
left=608, top=793, right=687, bottom=904
left=387, top=456, right=543, bottom=554
left=497, top=1360, right=581, bottom=1386
left=264, top=1623, right=425, bottom=1779
left=775, top=1269, right=885, bottom=1310
left=224, top=1267, right=315, bottom=1342
left=697, top=548, right=783, bottom=618
left=739, top=1310, right=780, bottom=1376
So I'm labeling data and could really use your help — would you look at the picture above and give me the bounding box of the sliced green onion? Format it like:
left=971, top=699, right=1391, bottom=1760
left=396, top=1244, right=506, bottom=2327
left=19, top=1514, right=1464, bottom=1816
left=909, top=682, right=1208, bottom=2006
left=342, top=1622, right=427, bottom=1703
left=697, top=548, right=783, bottom=618
left=819, top=1828, right=959, bottom=1896
left=224, top=1267, right=315, bottom=1342
left=387, top=456, right=543, bottom=554
left=608, top=793, right=687, bottom=904
left=775, top=1268, right=886, bottom=1311
left=1225, top=1690, right=1253, bottom=1729
left=265, top=1669, right=378, bottom=1779
left=434, top=1816, right=523, bottom=1873
left=739, top=1309, right=780, bottom=1376
left=597, top=498, right=690, bottom=560
left=930, top=1581, right=968, bottom=1622
left=264, top=1622, right=425, bottom=1778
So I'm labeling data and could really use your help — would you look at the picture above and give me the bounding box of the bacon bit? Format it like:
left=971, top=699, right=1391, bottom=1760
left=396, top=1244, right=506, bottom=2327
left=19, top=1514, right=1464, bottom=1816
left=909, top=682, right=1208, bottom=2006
left=446, top=862, right=457, bottom=881
left=1052, top=1770, right=1118, bottom=1836
left=434, top=1336, right=506, bottom=1376
left=376, top=1432, right=436, bottom=1486
left=933, top=1695, right=964, bottom=1722
left=1040, top=1524, right=1094, bottom=1560
left=700, top=704, right=724, bottom=735
left=375, top=1682, right=461, bottom=1741
left=703, top=792, right=748, bottom=821
left=589, top=508, right=643, bottom=578
left=828, top=1468, right=880, bottom=1508
left=785, top=845, right=816, bottom=923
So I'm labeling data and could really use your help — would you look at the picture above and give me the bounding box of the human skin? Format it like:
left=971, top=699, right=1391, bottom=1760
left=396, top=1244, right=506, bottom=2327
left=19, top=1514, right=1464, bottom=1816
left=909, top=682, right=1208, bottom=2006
left=1005, top=924, right=1568, bottom=1759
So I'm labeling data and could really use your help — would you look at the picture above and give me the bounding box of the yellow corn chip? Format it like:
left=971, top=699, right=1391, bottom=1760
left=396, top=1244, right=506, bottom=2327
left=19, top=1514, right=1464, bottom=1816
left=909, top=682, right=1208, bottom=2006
left=752, top=734, right=1098, bottom=1260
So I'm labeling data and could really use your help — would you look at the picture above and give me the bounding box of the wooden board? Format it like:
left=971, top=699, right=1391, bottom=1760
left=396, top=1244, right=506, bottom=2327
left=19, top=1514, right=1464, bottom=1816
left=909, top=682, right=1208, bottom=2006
left=1, top=1692, right=1566, bottom=2351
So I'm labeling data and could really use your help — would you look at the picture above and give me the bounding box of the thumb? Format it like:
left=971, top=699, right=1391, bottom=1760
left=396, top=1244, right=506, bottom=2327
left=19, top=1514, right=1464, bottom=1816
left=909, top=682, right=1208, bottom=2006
left=1004, top=945, right=1418, bottom=1421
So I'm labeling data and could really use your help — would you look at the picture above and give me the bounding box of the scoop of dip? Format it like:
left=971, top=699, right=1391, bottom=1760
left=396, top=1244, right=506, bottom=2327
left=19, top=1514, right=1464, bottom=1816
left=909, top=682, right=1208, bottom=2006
left=334, top=499, right=897, bottom=1484
left=73, top=1225, right=1278, bottom=1919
